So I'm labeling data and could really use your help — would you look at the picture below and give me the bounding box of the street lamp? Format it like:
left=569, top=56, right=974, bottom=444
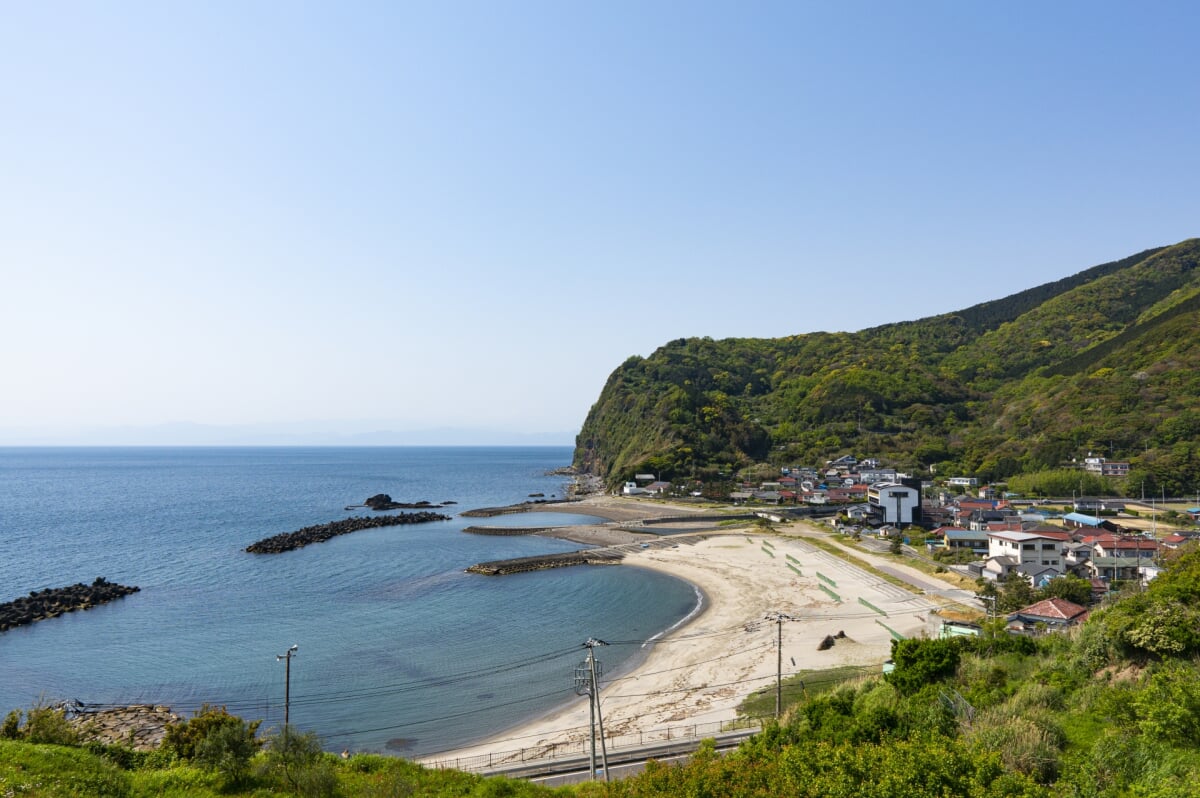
left=276, top=645, right=298, bottom=727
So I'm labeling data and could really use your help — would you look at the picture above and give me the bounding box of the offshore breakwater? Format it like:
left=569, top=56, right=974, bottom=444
left=245, top=511, right=451, bottom=553
left=0, top=578, right=140, bottom=633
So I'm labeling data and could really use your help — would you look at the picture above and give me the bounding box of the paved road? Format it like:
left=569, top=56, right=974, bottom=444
left=482, top=729, right=758, bottom=784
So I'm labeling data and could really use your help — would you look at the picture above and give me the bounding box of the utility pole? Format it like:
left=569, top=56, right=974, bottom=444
left=575, top=638, right=610, bottom=781
left=276, top=645, right=298, bottom=729
left=765, top=613, right=797, bottom=719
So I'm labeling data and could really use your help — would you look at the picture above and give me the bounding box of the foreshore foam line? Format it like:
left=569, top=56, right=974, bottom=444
left=645, top=581, right=706, bottom=648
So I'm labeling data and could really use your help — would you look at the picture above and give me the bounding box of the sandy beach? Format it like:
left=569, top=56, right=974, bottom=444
left=422, top=520, right=951, bottom=770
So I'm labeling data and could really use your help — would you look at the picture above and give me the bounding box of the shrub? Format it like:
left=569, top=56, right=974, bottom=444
left=258, top=726, right=334, bottom=796
left=194, top=719, right=259, bottom=786
left=161, top=704, right=261, bottom=762
left=11, top=703, right=80, bottom=746
left=886, top=638, right=963, bottom=695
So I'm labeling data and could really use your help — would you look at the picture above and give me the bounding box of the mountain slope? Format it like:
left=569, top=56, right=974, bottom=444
left=574, top=239, right=1200, bottom=492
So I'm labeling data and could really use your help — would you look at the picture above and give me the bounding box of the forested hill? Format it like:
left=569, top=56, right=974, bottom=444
left=573, top=239, right=1200, bottom=493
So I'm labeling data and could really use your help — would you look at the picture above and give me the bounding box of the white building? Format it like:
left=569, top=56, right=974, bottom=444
left=986, top=530, right=1070, bottom=575
left=867, top=482, right=919, bottom=525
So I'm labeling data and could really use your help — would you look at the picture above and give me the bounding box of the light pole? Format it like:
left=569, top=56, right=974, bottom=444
left=276, top=645, right=298, bottom=728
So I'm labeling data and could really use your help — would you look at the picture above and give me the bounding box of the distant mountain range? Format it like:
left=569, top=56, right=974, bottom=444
left=573, top=239, right=1200, bottom=495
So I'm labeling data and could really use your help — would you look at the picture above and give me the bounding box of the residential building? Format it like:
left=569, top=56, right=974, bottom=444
left=986, top=530, right=1071, bottom=577
left=941, top=528, right=990, bottom=555
left=868, top=482, right=920, bottom=525
left=1007, top=598, right=1089, bottom=632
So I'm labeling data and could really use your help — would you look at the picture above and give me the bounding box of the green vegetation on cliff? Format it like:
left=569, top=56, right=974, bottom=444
left=574, top=239, right=1200, bottom=491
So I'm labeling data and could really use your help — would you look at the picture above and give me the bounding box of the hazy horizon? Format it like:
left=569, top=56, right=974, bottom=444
left=3, top=3, right=1197, bottom=444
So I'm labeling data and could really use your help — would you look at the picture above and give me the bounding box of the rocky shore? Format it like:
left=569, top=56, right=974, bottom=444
left=0, top=578, right=140, bottom=633
left=68, top=703, right=181, bottom=751
left=245, top=512, right=451, bottom=554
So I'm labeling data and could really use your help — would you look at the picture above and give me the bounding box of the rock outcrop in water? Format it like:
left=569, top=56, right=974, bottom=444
left=245, top=512, right=451, bottom=554
left=360, top=494, right=449, bottom=510
left=0, top=577, right=140, bottom=633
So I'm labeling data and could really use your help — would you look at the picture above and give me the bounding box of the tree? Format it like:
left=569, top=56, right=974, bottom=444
left=1038, top=575, right=1093, bottom=606
left=997, top=572, right=1037, bottom=613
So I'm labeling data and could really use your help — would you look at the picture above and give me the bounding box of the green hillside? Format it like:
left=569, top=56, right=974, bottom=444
left=574, top=239, right=1200, bottom=491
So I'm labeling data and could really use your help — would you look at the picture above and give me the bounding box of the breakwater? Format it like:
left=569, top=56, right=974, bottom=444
left=0, top=577, right=140, bottom=633
left=245, top=512, right=451, bottom=554
left=462, top=525, right=551, bottom=536
left=460, top=499, right=582, bottom=518
left=466, top=535, right=707, bottom=575
left=466, top=549, right=626, bottom=575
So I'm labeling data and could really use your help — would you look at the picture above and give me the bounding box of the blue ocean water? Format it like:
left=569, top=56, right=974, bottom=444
left=0, top=447, right=698, bottom=755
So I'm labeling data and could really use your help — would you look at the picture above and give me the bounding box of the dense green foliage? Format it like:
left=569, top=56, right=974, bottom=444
left=574, top=239, right=1200, bottom=489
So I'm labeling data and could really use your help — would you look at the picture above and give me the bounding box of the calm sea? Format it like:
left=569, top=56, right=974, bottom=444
left=0, top=447, right=698, bottom=755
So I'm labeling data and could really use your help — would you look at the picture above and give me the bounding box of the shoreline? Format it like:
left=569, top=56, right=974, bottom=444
left=421, top=524, right=941, bottom=769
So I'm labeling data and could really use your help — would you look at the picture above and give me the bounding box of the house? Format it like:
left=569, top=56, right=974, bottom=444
left=1062, top=512, right=1120, bottom=532
left=1064, top=542, right=1093, bottom=576
left=1007, top=598, right=1089, bottom=632
left=858, top=468, right=898, bottom=485
left=844, top=504, right=873, bottom=522
left=947, top=477, right=978, bottom=487
left=1087, top=535, right=1159, bottom=583
left=983, top=555, right=1019, bottom=581
left=941, top=528, right=990, bottom=555
left=1073, top=498, right=1126, bottom=513
left=1015, top=562, right=1060, bottom=588
left=985, top=530, right=1070, bottom=578
left=968, top=508, right=1020, bottom=531
left=1163, top=531, right=1200, bottom=550
left=1082, top=458, right=1131, bottom=478
left=645, top=481, right=671, bottom=496
left=622, top=481, right=649, bottom=496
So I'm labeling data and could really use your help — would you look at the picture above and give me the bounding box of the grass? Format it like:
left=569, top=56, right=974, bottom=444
left=0, top=741, right=571, bottom=798
left=737, top=665, right=877, bottom=719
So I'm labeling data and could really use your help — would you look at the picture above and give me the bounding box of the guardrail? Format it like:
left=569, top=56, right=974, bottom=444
left=423, top=715, right=766, bottom=774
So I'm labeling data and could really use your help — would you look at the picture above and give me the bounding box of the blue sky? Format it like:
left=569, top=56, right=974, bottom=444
left=2, top=2, right=1197, bottom=444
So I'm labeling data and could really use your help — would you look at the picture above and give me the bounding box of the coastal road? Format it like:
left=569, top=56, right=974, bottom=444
left=481, top=728, right=758, bottom=785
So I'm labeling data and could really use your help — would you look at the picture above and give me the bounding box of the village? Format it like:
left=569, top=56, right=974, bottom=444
left=619, top=453, right=1200, bottom=636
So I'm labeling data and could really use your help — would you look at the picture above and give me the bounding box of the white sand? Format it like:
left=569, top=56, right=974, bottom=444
left=421, top=529, right=943, bottom=770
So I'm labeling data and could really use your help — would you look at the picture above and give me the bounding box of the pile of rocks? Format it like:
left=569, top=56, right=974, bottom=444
left=245, top=511, right=451, bottom=554
left=0, top=578, right=140, bottom=633
left=70, top=704, right=181, bottom=751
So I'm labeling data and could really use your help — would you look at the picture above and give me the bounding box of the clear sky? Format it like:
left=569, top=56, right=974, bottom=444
left=2, top=2, right=1197, bottom=445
